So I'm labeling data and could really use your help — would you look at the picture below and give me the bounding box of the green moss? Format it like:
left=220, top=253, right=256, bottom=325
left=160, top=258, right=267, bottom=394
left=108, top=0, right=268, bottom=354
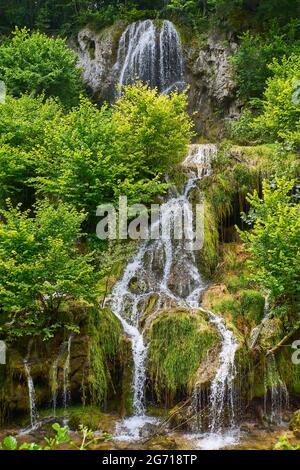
left=86, top=307, right=122, bottom=406
left=46, top=405, right=116, bottom=432
left=240, top=290, right=265, bottom=325
left=199, top=200, right=219, bottom=278
left=259, top=318, right=283, bottom=350
left=277, top=348, right=300, bottom=396
left=147, top=309, right=220, bottom=405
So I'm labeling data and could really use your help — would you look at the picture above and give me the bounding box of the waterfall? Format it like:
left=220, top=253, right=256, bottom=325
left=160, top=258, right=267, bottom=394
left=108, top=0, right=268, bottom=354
left=63, top=335, right=73, bottom=411
left=250, top=293, right=289, bottom=423
left=205, top=312, right=238, bottom=434
left=115, top=19, right=184, bottom=95
left=110, top=144, right=239, bottom=445
left=51, top=339, right=67, bottom=416
left=23, top=360, right=39, bottom=429
left=264, top=354, right=289, bottom=424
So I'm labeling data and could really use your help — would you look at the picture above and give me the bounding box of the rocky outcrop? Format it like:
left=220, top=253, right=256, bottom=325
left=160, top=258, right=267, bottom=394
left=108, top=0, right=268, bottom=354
left=75, top=22, right=125, bottom=102
left=184, top=32, right=239, bottom=135
left=74, top=22, right=239, bottom=135
left=0, top=306, right=130, bottom=426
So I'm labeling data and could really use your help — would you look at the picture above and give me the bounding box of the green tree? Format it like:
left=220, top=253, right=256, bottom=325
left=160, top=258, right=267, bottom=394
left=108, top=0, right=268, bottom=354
left=250, top=54, right=300, bottom=143
left=0, top=28, right=83, bottom=107
left=231, top=29, right=300, bottom=102
left=240, top=176, right=300, bottom=316
left=34, top=84, right=193, bottom=216
left=0, top=94, right=63, bottom=208
left=0, top=201, right=96, bottom=339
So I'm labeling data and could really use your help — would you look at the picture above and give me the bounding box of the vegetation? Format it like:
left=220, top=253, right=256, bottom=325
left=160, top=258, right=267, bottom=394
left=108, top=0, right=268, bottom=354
left=0, top=28, right=83, bottom=107
left=240, top=177, right=300, bottom=322
left=0, top=423, right=111, bottom=450
left=0, top=201, right=95, bottom=340
left=0, top=0, right=300, bottom=448
left=147, top=309, right=220, bottom=405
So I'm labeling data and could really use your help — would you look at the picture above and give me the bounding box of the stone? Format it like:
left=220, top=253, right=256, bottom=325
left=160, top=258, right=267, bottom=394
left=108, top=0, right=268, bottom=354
left=289, top=410, right=300, bottom=438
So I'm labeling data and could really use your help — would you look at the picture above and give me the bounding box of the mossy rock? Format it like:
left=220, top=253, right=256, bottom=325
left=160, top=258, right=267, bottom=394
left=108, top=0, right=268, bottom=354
left=146, top=308, right=221, bottom=405
left=258, top=318, right=283, bottom=351
left=277, top=347, right=300, bottom=396
left=198, top=200, right=219, bottom=278
left=0, top=305, right=127, bottom=425
left=65, top=406, right=116, bottom=433
left=289, top=410, right=300, bottom=438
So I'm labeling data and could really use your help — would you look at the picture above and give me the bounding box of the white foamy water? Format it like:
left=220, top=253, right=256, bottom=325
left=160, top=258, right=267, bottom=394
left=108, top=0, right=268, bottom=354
left=191, top=430, right=240, bottom=450
left=115, top=19, right=184, bottom=95
left=23, top=360, right=39, bottom=429
left=110, top=145, right=241, bottom=444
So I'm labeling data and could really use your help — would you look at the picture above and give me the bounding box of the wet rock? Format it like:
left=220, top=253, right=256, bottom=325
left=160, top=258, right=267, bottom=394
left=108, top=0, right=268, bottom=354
left=74, top=23, right=240, bottom=135
left=289, top=410, right=300, bottom=438
left=75, top=22, right=125, bottom=102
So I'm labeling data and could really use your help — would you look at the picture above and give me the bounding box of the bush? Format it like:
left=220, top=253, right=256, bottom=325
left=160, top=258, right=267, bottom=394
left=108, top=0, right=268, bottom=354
left=0, top=28, right=83, bottom=107
left=0, top=201, right=96, bottom=339
left=239, top=176, right=300, bottom=317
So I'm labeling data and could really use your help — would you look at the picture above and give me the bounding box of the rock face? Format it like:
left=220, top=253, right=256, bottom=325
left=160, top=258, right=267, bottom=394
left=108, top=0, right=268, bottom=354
left=74, top=22, right=239, bottom=134
left=0, top=306, right=130, bottom=426
left=184, top=32, right=239, bottom=134
left=76, top=23, right=125, bottom=102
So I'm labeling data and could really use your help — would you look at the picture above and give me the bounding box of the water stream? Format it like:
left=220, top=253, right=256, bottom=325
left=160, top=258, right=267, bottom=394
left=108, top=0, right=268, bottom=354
left=114, top=19, right=184, bottom=95
left=63, top=335, right=73, bottom=413
left=23, top=360, right=39, bottom=430
left=264, top=353, right=289, bottom=425
left=110, top=144, right=240, bottom=447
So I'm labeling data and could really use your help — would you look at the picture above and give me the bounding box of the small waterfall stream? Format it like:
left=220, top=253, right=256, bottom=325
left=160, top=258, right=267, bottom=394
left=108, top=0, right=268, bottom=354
left=23, top=360, right=39, bottom=429
left=250, top=294, right=289, bottom=424
left=110, top=144, right=240, bottom=447
left=115, top=19, right=184, bottom=95
left=51, top=335, right=73, bottom=416
left=63, top=334, right=73, bottom=412
left=264, top=353, right=289, bottom=425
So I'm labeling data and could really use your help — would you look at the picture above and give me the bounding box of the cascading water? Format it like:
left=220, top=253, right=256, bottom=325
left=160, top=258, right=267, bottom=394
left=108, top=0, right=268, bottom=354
left=63, top=335, right=73, bottom=411
left=114, top=19, right=184, bottom=95
left=250, top=294, right=289, bottom=424
left=264, top=353, right=289, bottom=425
left=110, top=144, right=240, bottom=447
left=51, top=337, right=71, bottom=416
left=23, top=360, right=39, bottom=429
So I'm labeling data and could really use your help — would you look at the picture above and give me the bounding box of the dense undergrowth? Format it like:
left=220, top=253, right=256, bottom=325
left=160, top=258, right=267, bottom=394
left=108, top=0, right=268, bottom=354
left=0, top=0, right=299, bottom=434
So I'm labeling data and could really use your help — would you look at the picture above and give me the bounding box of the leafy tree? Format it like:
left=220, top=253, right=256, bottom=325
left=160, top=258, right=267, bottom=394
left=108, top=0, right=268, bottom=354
left=250, top=54, right=300, bottom=143
left=34, top=84, right=193, bottom=216
left=0, top=95, right=63, bottom=208
left=0, top=201, right=96, bottom=339
left=232, top=29, right=300, bottom=101
left=0, top=28, right=83, bottom=107
left=240, top=176, right=300, bottom=317
left=112, top=83, right=193, bottom=186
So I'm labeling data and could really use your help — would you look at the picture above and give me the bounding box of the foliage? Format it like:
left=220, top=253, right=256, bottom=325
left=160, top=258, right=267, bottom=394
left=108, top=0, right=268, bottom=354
left=0, top=28, right=83, bottom=107
left=0, top=423, right=111, bottom=450
left=0, top=84, right=192, bottom=222
left=231, top=28, right=300, bottom=102
left=274, top=434, right=300, bottom=450
left=147, top=309, right=220, bottom=404
left=252, top=55, right=300, bottom=143
left=33, top=84, right=192, bottom=217
left=0, top=201, right=96, bottom=339
left=234, top=54, right=300, bottom=147
left=0, top=95, right=63, bottom=208
left=239, top=176, right=300, bottom=318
